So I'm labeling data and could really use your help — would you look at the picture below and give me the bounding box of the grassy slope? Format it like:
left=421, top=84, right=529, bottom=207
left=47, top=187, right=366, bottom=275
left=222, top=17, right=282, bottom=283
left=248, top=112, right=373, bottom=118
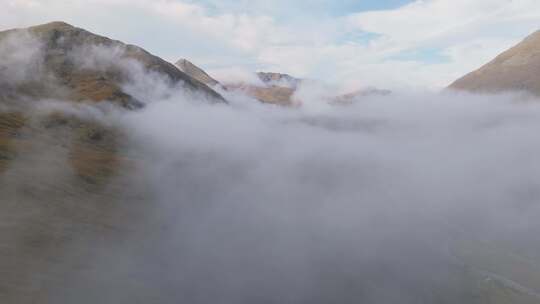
left=0, top=108, right=154, bottom=302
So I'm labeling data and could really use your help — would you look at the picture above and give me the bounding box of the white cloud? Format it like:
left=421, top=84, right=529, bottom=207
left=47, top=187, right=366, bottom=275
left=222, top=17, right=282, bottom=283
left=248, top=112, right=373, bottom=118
left=349, top=1, right=505, bottom=45
left=1, top=0, right=540, bottom=89
left=208, top=66, right=263, bottom=85
left=342, top=0, right=540, bottom=88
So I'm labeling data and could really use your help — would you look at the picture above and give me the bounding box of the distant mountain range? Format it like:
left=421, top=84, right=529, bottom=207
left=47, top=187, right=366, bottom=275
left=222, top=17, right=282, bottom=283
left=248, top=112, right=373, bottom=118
left=175, top=58, right=300, bottom=105
left=175, top=58, right=390, bottom=106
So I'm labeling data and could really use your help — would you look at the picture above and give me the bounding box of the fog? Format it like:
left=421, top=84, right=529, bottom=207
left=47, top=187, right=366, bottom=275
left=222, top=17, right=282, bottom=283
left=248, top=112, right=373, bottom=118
left=3, top=31, right=540, bottom=303
left=111, top=76, right=540, bottom=302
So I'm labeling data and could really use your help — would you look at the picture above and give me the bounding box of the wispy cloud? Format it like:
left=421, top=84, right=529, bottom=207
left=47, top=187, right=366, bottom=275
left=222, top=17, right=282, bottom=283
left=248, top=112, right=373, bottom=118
left=3, top=0, right=540, bottom=89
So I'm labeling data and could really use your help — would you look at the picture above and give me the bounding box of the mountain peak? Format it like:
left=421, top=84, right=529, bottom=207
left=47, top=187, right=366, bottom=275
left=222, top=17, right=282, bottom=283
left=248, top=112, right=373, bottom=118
left=30, top=21, right=75, bottom=30
left=175, top=58, right=220, bottom=87
left=0, top=22, right=225, bottom=108
left=256, top=72, right=301, bottom=88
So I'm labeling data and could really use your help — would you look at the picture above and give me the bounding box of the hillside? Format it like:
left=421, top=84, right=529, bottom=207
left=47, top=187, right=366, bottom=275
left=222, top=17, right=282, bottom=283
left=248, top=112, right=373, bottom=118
left=449, top=30, right=540, bottom=95
left=0, top=22, right=224, bottom=108
left=0, top=22, right=226, bottom=302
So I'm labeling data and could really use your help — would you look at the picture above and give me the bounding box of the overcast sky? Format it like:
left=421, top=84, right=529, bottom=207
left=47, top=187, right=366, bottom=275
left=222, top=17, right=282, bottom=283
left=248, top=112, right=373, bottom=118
left=3, top=0, right=540, bottom=90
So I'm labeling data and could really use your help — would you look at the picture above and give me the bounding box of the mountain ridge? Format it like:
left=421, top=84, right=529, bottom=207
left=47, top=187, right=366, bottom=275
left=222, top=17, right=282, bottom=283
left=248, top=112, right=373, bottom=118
left=175, top=58, right=221, bottom=88
left=0, top=21, right=225, bottom=108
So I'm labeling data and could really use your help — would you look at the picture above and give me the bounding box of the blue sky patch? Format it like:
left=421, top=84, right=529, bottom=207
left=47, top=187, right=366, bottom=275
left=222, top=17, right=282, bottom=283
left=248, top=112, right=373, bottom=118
left=328, top=0, right=415, bottom=16
left=189, top=0, right=415, bottom=18
left=336, top=30, right=383, bottom=46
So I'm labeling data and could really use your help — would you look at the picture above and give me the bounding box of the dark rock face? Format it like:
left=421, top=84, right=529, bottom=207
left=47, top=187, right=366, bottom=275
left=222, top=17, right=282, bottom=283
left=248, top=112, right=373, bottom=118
left=0, top=21, right=225, bottom=108
left=449, top=30, right=540, bottom=95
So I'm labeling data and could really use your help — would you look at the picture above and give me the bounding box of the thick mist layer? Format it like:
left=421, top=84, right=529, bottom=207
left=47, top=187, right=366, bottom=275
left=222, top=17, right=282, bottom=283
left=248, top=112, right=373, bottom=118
left=3, top=31, right=540, bottom=303
left=86, top=82, right=540, bottom=303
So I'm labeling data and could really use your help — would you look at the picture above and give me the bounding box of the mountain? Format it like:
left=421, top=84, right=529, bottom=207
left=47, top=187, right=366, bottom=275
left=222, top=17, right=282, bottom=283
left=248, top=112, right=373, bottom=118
left=173, top=58, right=299, bottom=105
left=174, top=59, right=391, bottom=106
left=0, top=22, right=224, bottom=108
left=0, top=20, right=226, bottom=212
left=0, top=23, right=229, bottom=302
left=175, top=58, right=220, bottom=87
left=449, top=30, right=540, bottom=95
left=226, top=72, right=300, bottom=105
left=0, top=20, right=232, bottom=197
left=256, top=72, right=301, bottom=88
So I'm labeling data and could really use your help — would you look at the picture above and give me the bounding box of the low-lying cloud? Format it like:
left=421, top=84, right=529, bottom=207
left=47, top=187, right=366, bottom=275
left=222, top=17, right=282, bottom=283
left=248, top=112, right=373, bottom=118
left=3, top=34, right=540, bottom=303
left=109, top=72, right=540, bottom=302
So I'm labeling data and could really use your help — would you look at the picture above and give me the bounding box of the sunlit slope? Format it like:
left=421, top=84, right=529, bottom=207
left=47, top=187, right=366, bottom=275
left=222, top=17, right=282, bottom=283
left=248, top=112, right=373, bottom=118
left=450, top=30, right=540, bottom=95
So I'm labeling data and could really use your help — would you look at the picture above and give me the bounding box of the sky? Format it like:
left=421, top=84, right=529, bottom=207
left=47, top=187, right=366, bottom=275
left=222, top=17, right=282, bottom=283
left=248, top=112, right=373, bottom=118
left=3, top=0, right=540, bottom=90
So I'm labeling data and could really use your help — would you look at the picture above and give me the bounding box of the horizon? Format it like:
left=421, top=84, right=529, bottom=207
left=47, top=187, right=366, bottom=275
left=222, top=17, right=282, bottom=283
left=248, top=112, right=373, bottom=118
left=3, top=0, right=540, bottom=91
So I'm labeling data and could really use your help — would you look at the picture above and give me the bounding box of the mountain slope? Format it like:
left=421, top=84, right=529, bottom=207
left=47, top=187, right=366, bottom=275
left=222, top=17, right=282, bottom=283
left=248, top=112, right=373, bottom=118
left=449, top=30, right=540, bottom=95
left=256, top=72, right=301, bottom=88
left=224, top=71, right=300, bottom=105
left=173, top=58, right=300, bottom=105
left=0, top=22, right=224, bottom=108
left=225, top=82, right=297, bottom=105
left=0, top=22, right=160, bottom=302
left=245, top=72, right=301, bottom=105
left=0, top=20, right=227, bottom=192
left=175, top=58, right=220, bottom=87
left=0, top=23, right=230, bottom=302
left=174, top=59, right=392, bottom=106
